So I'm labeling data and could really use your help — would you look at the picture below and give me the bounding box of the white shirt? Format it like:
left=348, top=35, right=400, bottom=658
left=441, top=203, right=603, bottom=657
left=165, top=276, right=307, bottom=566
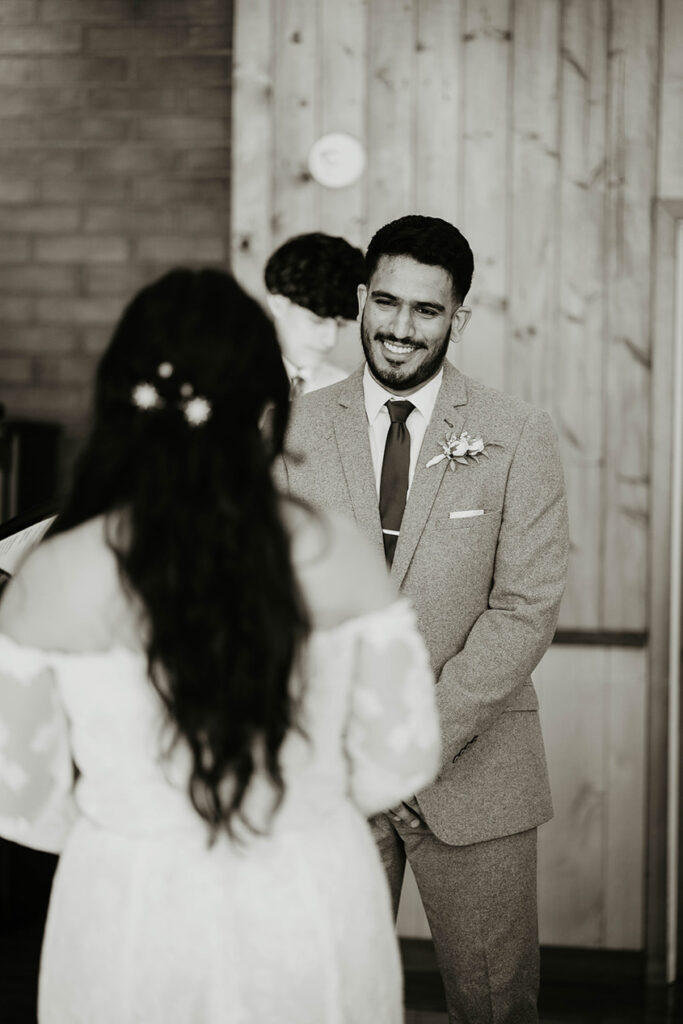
left=363, top=364, right=444, bottom=497
left=283, top=357, right=347, bottom=395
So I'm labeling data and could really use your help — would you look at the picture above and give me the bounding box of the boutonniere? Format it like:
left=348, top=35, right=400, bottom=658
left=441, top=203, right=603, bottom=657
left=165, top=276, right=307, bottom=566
left=425, top=430, right=502, bottom=470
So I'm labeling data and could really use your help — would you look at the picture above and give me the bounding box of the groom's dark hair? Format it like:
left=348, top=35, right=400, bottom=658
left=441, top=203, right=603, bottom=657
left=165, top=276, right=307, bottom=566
left=366, top=215, right=474, bottom=304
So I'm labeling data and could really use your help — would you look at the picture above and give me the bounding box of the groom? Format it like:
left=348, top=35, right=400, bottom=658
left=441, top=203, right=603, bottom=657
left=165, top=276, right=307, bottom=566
left=281, top=215, right=569, bottom=1023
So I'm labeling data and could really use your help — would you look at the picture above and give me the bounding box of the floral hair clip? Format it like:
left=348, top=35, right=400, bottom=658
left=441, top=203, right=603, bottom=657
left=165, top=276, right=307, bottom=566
left=130, top=362, right=212, bottom=426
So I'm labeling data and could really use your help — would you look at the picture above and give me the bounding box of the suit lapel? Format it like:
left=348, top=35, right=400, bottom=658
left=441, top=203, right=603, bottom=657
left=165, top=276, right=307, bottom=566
left=332, top=369, right=384, bottom=551
left=392, top=362, right=469, bottom=585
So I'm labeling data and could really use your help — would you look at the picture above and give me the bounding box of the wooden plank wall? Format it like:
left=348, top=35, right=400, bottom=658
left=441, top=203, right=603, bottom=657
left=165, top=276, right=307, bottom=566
left=232, top=0, right=664, bottom=633
left=395, top=644, right=649, bottom=948
left=231, top=0, right=683, bottom=951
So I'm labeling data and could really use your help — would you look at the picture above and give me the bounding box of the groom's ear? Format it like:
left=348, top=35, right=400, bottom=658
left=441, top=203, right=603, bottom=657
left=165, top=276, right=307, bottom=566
left=449, top=305, right=471, bottom=344
left=356, top=284, right=367, bottom=322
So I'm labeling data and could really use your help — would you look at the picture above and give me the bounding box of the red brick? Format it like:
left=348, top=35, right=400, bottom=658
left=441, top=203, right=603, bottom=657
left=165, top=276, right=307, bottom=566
left=86, top=25, right=182, bottom=53
left=0, top=356, right=33, bottom=385
left=88, top=87, right=177, bottom=112
left=0, top=148, right=81, bottom=176
left=82, top=264, right=144, bottom=297
left=183, top=87, right=231, bottom=115
left=0, top=85, right=82, bottom=115
left=0, top=204, right=80, bottom=232
left=81, top=325, right=118, bottom=355
left=37, top=56, right=127, bottom=84
left=142, top=0, right=227, bottom=18
left=136, top=235, right=226, bottom=263
left=175, top=148, right=229, bottom=176
left=35, top=354, right=96, bottom=385
left=133, top=177, right=228, bottom=202
left=178, top=203, right=227, bottom=233
left=186, top=23, right=231, bottom=50
left=0, top=295, right=32, bottom=322
left=138, top=115, right=227, bottom=143
left=41, top=177, right=128, bottom=202
left=35, top=295, right=122, bottom=326
left=3, top=385, right=91, bottom=421
left=35, top=235, right=129, bottom=263
left=82, top=145, right=174, bottom=177
left=137, top=57, right=229, bottom=87
left=0, top=116, right=38, bottom=140
left=0, top=26, right=82, bottom=54
left=0, top=1, right=39, bottom=21
left=0, top=58, right=39, bottom=85
left=0, top=177, right=37, bottom=203
left=83, top=204, right=175, bottom=233
left=0, top=265, right=78, bottom=295
left=1, top=325, right=77, bottom=353
left=40, top=114, right=130, bottom=141
left=39, top=1, right=131, bottom=22
left=0, top=235, right=30, bottom=261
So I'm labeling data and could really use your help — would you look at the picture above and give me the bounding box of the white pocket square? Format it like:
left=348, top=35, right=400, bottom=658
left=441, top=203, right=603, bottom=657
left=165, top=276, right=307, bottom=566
left=449, top=509, right=485, bottom=519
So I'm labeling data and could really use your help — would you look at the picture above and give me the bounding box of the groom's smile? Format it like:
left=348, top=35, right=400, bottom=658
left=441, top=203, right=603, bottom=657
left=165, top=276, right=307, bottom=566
left=358, top=255, right=462, bottom=395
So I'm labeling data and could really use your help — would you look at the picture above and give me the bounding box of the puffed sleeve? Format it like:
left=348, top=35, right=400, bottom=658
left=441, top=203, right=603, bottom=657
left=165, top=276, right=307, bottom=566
left=0, top=635, right=76, bottom=853
left=343, top=601, right=440, bottom=816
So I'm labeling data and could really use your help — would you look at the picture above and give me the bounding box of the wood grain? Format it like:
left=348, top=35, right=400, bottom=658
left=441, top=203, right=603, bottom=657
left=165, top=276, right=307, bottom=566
left=456, top=0, right=512, bottom=391
left=230, top=0, right=274, bottom=300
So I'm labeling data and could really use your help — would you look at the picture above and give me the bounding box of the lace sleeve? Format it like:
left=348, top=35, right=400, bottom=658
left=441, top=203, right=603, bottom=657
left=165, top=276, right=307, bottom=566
left=0, top=636, right=77, bottom=853
left=344, top=601, right=441, bottom=816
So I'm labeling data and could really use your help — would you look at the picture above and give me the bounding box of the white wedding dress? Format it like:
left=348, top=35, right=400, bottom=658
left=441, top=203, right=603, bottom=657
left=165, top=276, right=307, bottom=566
left=0, top=600, right=439, bottom=1024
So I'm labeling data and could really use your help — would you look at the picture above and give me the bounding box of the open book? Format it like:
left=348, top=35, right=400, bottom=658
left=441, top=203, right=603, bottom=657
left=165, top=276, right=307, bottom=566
left=0, top=508, right=58, bottom=576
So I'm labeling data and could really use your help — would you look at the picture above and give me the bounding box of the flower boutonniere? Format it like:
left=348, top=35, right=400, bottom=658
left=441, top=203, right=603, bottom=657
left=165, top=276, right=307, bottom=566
left=425, top=429, right=502, bottom=470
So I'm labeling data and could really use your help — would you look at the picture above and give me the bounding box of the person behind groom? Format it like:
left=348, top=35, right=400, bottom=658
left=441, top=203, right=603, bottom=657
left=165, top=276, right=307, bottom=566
left=264, top=232, right=365, bottom=397
left=281, top=214, right=570, bottom=1023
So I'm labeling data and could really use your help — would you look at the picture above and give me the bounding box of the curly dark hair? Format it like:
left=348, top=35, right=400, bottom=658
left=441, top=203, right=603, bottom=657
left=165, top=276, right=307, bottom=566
left=366, top=215, right=474, bottom=304
left=51, top=268, right=310, bottom=840
left=264, top=232, right=366, bottom=320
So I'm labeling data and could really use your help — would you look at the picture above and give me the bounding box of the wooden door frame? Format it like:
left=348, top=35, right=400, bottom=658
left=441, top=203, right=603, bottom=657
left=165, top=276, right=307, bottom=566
left=648, top=198, right=683, bottom=983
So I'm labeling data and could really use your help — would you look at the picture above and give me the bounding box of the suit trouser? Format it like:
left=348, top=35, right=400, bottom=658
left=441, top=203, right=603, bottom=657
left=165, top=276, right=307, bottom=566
left=371, top=799, right=539, bottom=1024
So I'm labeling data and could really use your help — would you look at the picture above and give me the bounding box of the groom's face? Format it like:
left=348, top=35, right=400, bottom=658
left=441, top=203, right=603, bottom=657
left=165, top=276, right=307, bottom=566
left=358, top=255, right=460, bottom=395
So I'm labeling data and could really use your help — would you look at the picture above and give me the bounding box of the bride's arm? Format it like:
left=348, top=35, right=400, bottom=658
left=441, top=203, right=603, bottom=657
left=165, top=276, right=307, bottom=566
left=344, top=601, right=441, bottom=817
left=0, top=637, right=76, bottom=853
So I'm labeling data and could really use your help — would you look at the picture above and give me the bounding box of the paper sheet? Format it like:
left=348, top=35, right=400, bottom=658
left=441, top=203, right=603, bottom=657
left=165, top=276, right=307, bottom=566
left=0, top=516, right=57, bottom=575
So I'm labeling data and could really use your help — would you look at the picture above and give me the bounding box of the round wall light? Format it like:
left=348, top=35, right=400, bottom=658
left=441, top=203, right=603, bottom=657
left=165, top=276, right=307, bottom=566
left=308, top=133, right=366, bottom=189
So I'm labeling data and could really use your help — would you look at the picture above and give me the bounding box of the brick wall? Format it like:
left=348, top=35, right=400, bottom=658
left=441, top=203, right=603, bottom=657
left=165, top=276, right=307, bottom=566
left=0, top=0, right=233, bottom=476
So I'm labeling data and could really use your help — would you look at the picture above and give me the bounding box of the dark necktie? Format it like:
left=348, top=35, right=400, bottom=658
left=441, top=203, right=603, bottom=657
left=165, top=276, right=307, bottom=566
left=290, top=375, right=305, bottom=399
left=379, top=400, right=414, bottom=565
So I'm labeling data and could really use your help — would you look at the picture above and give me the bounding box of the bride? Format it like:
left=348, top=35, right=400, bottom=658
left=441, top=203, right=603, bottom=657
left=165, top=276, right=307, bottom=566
left=0, top=268, right=440, bottom=1023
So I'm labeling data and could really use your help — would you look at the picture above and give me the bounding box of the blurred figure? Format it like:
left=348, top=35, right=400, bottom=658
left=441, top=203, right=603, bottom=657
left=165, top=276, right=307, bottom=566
left=264, top=232, right=365, bottom=396
left=0, top=269, right=439, bottom=1023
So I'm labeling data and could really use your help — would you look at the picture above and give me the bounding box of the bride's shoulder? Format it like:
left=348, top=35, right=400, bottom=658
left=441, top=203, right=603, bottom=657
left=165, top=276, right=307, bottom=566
left=281, top=499, right=397, bottom=632
left=0, top=514, right=136, bottom=652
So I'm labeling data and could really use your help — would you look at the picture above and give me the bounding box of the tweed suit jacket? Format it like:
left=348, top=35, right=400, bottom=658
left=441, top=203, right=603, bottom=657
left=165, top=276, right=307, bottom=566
left=281, top=360, right=569, bottom=846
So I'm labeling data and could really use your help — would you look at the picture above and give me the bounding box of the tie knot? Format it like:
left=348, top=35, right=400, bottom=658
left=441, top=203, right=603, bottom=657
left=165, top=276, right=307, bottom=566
left=386, top=400, right=414, bottom=424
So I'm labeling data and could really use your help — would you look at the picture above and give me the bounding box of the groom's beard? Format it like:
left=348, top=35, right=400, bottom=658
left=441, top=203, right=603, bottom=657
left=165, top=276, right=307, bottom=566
left=360, top=312, right=451, bottom=392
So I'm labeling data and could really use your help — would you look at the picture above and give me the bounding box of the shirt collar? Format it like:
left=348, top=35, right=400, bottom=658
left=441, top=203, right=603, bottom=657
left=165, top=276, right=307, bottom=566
left=282, top=357, right=312, bottom=382
left=363, top=363, right=444, bottom=424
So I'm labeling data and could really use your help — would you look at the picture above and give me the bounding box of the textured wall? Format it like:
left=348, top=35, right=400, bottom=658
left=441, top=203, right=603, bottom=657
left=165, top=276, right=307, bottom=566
left=0, top=0, right=233, bottom=471
left=231, top=0, right=670, bottom=634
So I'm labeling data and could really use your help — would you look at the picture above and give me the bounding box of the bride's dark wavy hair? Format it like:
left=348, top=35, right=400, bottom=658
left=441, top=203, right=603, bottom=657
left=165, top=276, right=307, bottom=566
left=52, top=268, right=309, bottom=838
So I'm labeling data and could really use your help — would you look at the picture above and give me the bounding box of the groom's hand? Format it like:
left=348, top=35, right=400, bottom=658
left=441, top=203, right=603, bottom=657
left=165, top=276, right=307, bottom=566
left=390, top=802, right=421, bottom=829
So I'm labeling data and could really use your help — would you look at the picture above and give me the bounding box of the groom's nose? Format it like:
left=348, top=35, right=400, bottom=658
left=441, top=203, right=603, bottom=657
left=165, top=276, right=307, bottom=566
left=390, top=303, right=415, bottom=339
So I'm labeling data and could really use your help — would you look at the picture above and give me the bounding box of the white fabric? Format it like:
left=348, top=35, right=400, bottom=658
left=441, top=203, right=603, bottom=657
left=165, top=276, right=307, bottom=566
left=0, top=600, right=439, bottom=1024
left=283, top=357, right=348, bottom=394
left=363, top=364, right=443, bottom=495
